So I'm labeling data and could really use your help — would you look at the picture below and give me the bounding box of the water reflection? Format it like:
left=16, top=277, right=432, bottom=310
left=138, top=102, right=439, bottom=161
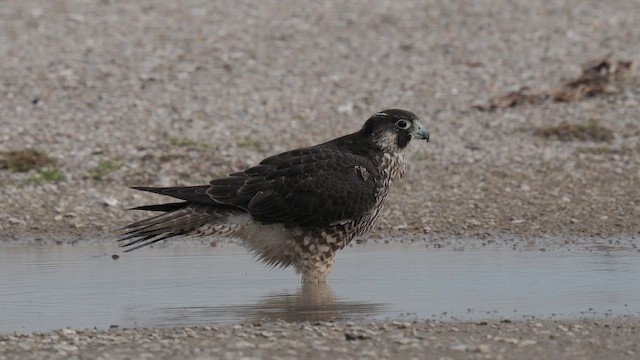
left=1, top=242, right=639, bottom=333
left=131, top=283, right=386, bottom=327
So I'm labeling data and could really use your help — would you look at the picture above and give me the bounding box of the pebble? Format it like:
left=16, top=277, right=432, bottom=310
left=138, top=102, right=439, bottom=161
left=102, top=197, right=119, bottom=207
left=8, top=217, right=25, bottom=225
left=0, top=318, right=638, bottom=359
left=61, top=329, right=76, bottom=336
left=233, top=340, right=255, bottom=349
left=450, top=344, right=468, bottom=352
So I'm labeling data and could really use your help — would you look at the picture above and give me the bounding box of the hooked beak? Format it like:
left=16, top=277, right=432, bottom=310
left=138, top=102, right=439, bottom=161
left=411, top=121, right=430, bottom=142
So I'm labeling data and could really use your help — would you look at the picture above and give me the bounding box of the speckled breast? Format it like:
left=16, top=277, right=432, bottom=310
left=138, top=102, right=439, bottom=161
left=331, top=151, right=408, bottom=250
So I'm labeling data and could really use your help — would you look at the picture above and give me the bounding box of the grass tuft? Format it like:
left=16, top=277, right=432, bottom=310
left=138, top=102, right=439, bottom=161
left=28, top=169, right=65, bottom=183
left=534, top=119, right=613, bottom=142
left=91, top=160, right=123, bottom=180
left=237, top=136, right=262, bottom=150
left=0, top=149, right=55, bottom=172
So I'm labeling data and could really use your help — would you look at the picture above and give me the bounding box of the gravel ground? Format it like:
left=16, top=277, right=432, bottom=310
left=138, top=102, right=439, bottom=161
left=1, top=319, right=639, bottom=360
left=1, top=0, right=640, bottom=358
left=1, top=0, right=639, bottom=242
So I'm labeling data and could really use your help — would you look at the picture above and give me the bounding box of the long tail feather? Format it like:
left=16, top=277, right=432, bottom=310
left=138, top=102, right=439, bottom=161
left=130, top=186, right=217, bottom=205
left=118, top=202, right=244, bottom=251
left=129, top=202, right=189, bottom=212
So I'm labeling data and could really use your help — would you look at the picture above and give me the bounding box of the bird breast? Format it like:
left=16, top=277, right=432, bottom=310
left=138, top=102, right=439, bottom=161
left=381, top=152, right=407, bottom=184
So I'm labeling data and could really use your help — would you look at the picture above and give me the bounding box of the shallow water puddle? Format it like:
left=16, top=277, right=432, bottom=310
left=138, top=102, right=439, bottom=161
left=1, top=242, right=639, bottom=333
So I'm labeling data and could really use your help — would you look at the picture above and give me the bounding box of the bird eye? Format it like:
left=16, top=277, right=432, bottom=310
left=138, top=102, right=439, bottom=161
left=396, top=119, right=410, bottom=129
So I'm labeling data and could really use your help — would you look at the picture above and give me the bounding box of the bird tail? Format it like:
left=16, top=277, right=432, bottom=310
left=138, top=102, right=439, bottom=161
left=117, top=186, right=245, bottom=252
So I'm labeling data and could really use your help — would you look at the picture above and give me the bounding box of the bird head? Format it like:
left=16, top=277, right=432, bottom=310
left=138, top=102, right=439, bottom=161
left=361, top=109, right=429, bottom=152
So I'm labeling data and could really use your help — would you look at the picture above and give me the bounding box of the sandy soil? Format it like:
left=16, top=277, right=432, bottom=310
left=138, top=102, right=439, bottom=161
left=1, top=0, right=639, bottom=358
left=2, top=318, right=639, bottom=360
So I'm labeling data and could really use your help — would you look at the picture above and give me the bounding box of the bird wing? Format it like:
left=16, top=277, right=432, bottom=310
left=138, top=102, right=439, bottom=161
left=207, top=145, right=378, bottom=228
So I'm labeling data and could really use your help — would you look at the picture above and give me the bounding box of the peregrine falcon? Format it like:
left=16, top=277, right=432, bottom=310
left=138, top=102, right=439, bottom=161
left=119, top=109, right=429, bottom=283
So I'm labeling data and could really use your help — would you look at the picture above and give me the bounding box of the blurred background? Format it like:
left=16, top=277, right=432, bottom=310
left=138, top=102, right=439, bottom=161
left=1, top=0, right=638, bottom=241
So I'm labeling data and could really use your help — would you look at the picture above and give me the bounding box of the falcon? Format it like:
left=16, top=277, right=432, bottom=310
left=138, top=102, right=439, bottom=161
left=118, top=109, right=429, bottom=283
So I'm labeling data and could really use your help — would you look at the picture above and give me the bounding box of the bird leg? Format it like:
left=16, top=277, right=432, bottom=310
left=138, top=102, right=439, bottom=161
left=296, top=255, right=336, bottom=284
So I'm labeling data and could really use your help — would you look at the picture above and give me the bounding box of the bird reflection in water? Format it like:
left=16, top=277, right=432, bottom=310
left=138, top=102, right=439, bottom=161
left=137, top=283, right=386, bottom=327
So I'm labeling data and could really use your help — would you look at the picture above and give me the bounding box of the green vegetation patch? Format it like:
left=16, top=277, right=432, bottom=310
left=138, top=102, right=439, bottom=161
left=534, top=119, right=613, bottom=142
left=91, top=160, right=123, bottom=180
left=0, top=149, right=56, bottom=172
left=237, top=136, right=262, bottom=150
left=28, top=169, right=65, bottom=183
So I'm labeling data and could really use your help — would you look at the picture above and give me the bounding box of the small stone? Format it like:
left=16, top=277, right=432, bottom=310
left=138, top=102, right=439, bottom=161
left=518, top=339, right=537, bottom=347
left=8, top=217, right=25, bottom=225
left=54, top=343, right=78, bottom=352
left=397, top=322, right=412, bottom=329
left=450, top=344, right=468, bottom=352
left=311, top=342, right=331, bottom=351
left=337, top=102, right=353, bottom=114
left=233, top=340, right=255, bottom=349
left=103, top=197, right=119, bottom=207
left=61, top=328, right=76, bottom=336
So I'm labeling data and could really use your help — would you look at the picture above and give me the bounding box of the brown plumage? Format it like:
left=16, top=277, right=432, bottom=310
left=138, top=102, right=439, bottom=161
left=118, top=109, right=429, bottom=283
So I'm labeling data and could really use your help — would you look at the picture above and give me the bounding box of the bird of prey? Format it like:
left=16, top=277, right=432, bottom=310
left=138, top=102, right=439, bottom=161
left=118, top=109, right=429, bottom=283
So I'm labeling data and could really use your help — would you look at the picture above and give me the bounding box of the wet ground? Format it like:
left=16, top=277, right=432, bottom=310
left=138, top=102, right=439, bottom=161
left=2, top=241, right=639, bottom=334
